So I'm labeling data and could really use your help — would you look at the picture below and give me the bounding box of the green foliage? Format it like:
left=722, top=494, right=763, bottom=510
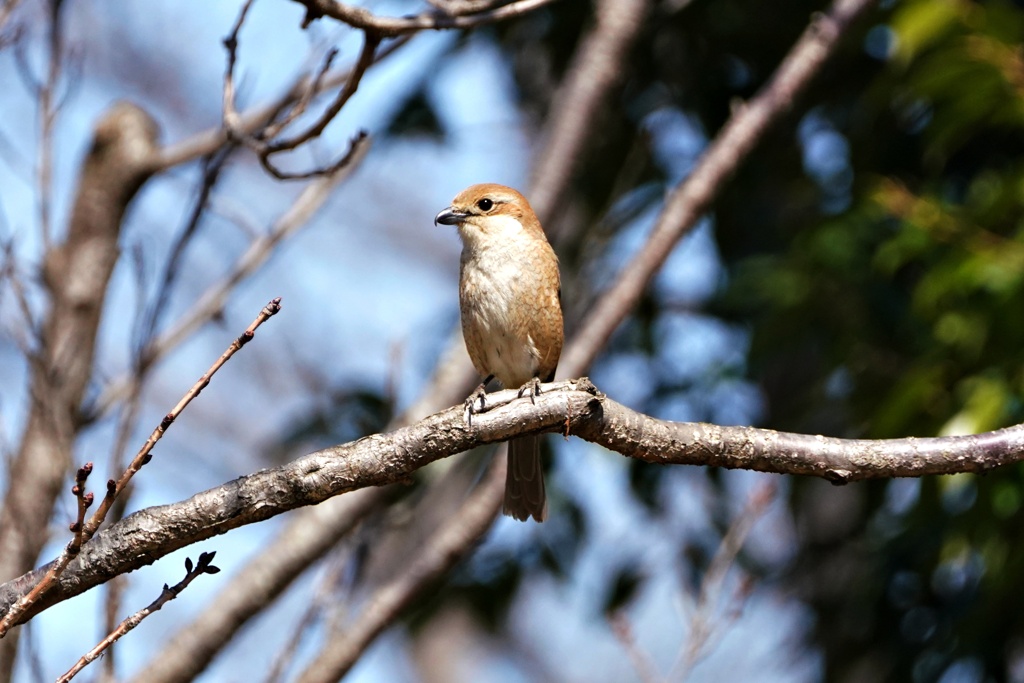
left=709, top=1, right=1024, bottom=679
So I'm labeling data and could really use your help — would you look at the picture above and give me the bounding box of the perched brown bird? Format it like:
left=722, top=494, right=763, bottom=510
left=435, top=183, right=564, bottom=522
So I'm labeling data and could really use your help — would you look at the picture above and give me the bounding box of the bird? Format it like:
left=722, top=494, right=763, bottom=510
left=434, top=183, right=564, bottom=522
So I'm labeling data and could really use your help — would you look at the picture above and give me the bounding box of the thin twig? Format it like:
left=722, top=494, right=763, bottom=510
left=55, top=552, right=221, bottom=683
left=293, top=0, right=558, bottom=37
left=260, top=47, right=339, bottom=142
left=156, top=35, right=408, bottom=172
left=36, top=0, right=64, bottom=252
left=86, top=297, right=283, bottom=536
left=672, top=483, right=775, bottom=681
left=223, top=0, right=378, bottom=179
left=609, top=612, right=664, bottom=683
left=0, top=298, right=282, bottom=638
left=261, top=35, right=378, bottom=153
left=221, top=0, right=257, bottom=135
left=91, top=139, right=367, bottom=419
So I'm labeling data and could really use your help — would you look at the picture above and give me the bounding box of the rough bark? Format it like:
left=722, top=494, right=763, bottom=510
left=2, top=378, right=1022, bottom=631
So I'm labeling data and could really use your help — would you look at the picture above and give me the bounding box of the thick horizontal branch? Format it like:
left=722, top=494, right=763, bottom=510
left=2, top=378, right=1022, bottom=627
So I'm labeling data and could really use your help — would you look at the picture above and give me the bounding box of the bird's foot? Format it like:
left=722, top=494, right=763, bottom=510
left=517, top=377, right=543, bottom=405
left=464, top=375, right=493, bottom=426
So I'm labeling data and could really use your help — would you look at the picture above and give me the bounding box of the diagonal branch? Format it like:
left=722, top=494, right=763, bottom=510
left=0, top=298, right=282, bottom=639
left=55, top=552, right=221, bottom=683
left=560, top=0, right=877, bottom=376
left=131, top=488, right=389, bottom=683
left=527, top=0, right=648, bottom=225
left=295, top=458, right=505, bottom=682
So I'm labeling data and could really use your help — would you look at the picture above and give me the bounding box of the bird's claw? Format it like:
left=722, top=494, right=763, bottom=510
left=464, top=382, right=488, bottom=426
left=517, top=377, right=542, bottom=405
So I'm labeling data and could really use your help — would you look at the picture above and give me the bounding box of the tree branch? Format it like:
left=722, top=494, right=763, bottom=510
left=0, top=100, right=160, bottom=683
left=2, top=378, right=1023, bottom=629
left=131, top=488, right=389, bottom=683
left=560, top=0, right=877, bottom=376
left=0, top=298, right=282, bottom=639
left=527, top=0, right=648, bottom=225
left=55, top=552, right=221, bottom=683
left=0, top=102, right=160, bottom=583
left=290, top=0, right=558, bottom=37
left=222, top=0, right=378, bottom=179
left=295, top=458, right=505, bottom=682
left=155, top=36, right=408, bottom=172
left=90, top=141, right=368, bottom=419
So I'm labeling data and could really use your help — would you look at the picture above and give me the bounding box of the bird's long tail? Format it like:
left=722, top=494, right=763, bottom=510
left=504, top=436, right=547, bottom=522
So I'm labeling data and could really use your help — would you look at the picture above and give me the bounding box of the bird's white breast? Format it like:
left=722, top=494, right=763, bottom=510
left=459, top=217, right=543, bottom=387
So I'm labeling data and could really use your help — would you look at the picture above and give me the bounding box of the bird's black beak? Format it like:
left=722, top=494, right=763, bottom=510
left=434, top=207, right=467, bottom=226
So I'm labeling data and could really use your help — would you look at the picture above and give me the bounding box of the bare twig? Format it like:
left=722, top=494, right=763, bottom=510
left=0, top=298, right=282, bottom=639
left=223, top=1, right=378, bottom=179
left=92, top=140, right=368, bottom=419
left=260, top=48, right=339, bottom=143
left=672, top=483, right=775, bottom=680
left=260, top=36, right=377, bottom=154
left=87, top=297, right=283, bottom=537
left=55, top=552, right=221, bottom=683
left=156, top=35, right=408, bottom=172
left=609, top=613, right=664, bottom=683
left=133, top=489, right=389, bottom=683
left=292, top=0, right=558, bottom=37
left=221, top=0, right=257, bottom=136
left=559, top=0, right=877, bottom=377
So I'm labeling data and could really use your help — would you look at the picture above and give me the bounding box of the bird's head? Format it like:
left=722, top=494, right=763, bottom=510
left=434, top=184, right=543, bottom=247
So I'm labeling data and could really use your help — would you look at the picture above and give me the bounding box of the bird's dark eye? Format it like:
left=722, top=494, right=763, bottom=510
left=477, top=198, right=494, bottom=212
